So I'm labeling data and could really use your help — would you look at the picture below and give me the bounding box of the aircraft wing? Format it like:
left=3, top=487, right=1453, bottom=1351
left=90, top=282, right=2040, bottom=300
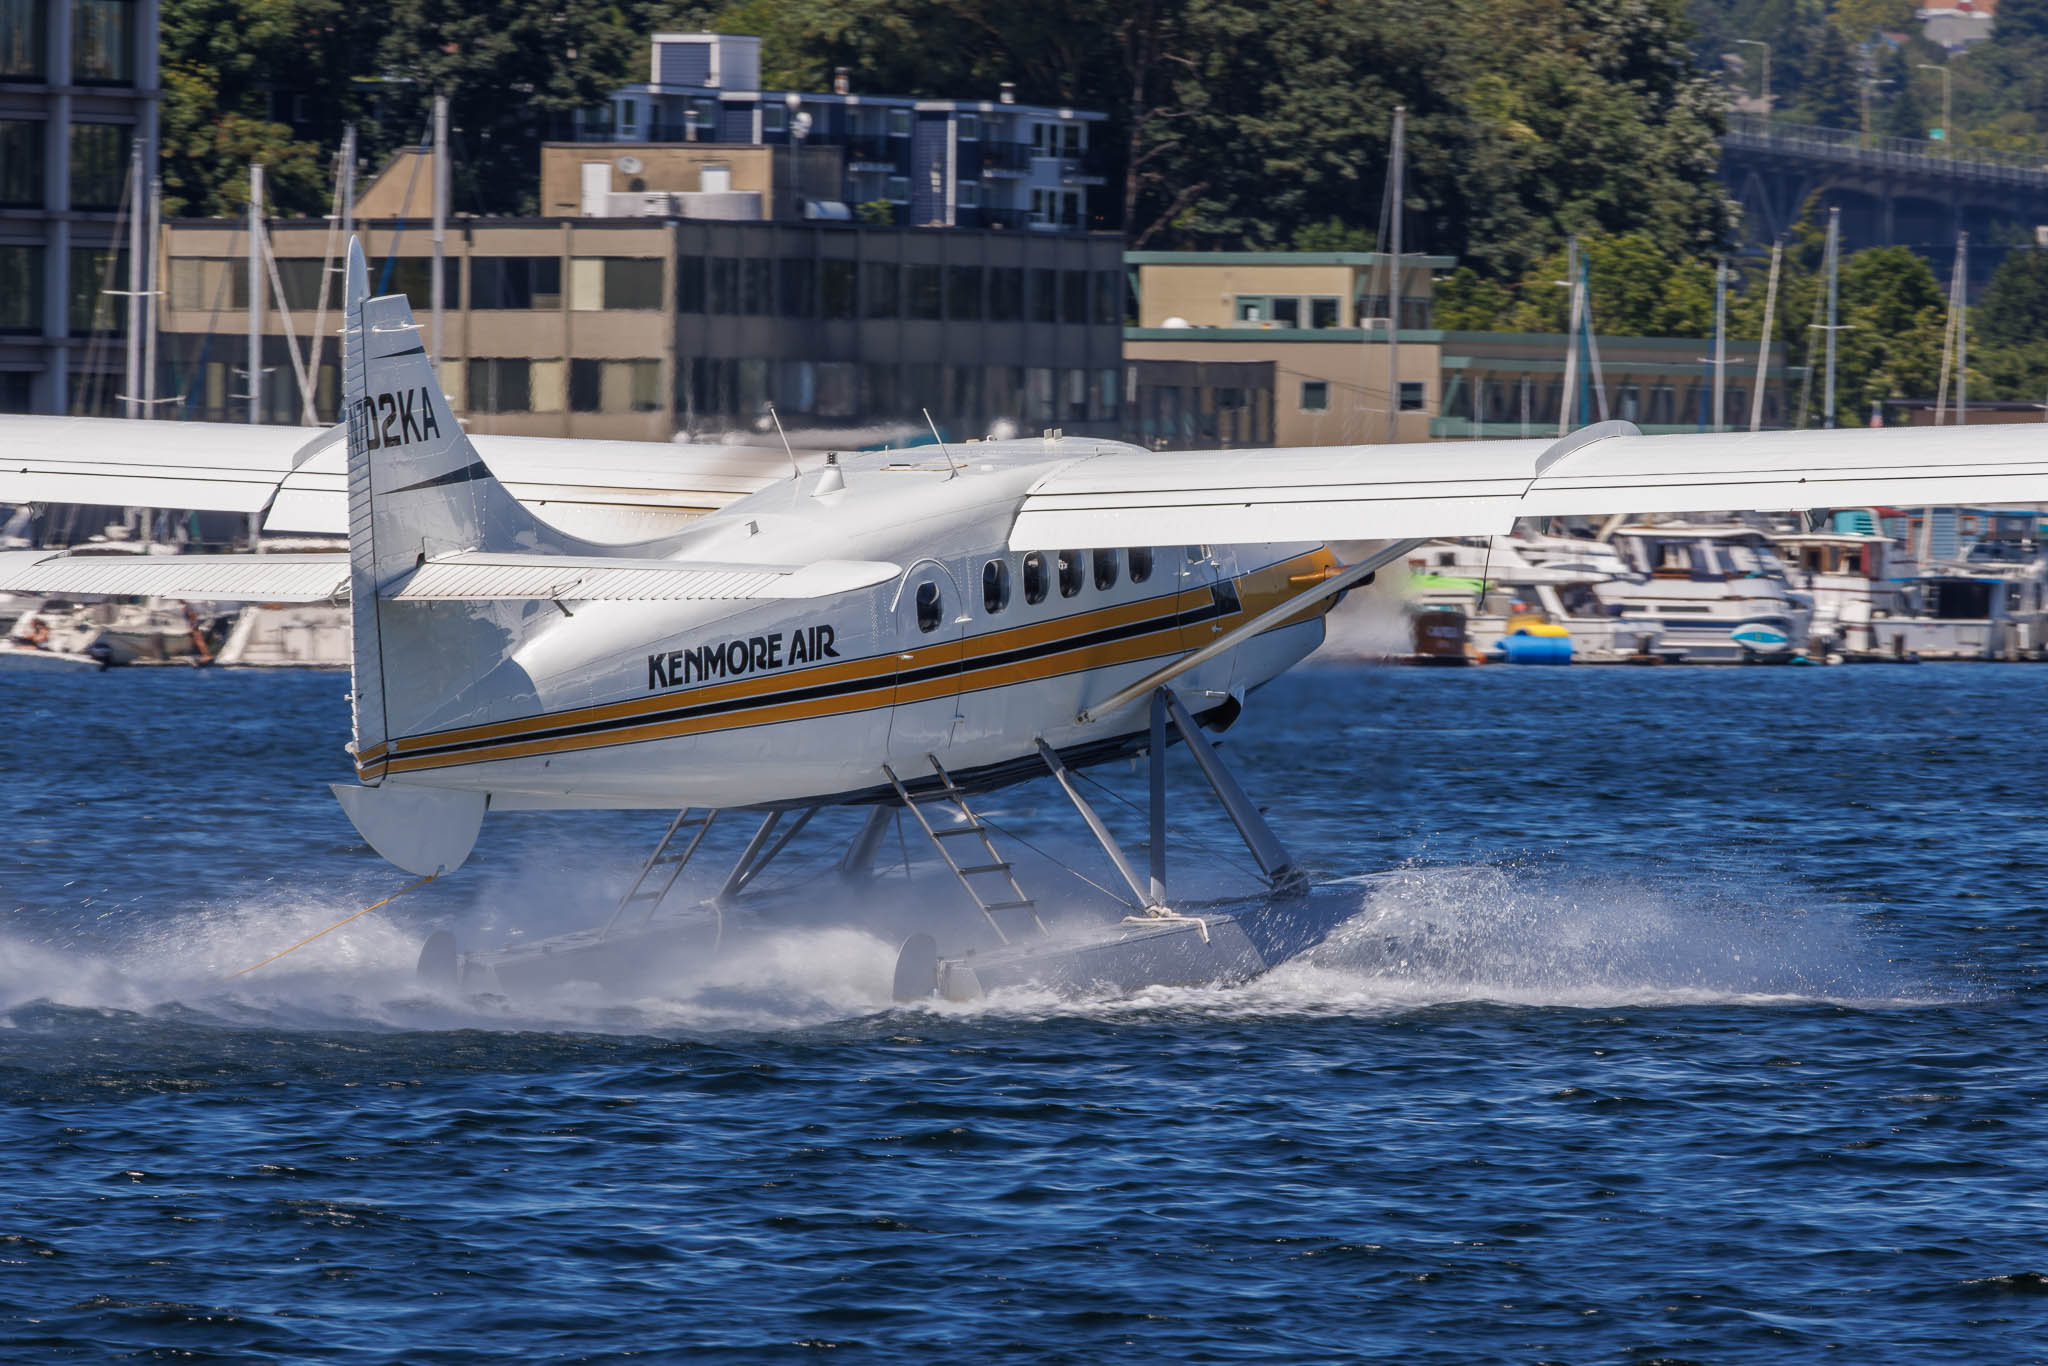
left=0, top=415, right=785, bottom=540
left=1008, top=424, right=2048, bottom=549
left=0, top=549, right=896, bottom=604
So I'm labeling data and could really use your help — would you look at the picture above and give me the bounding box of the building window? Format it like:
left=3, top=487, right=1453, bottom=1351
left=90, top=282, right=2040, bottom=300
left=1310, top=297, right=1340, bottom=329
left=1235, top=296, right=1266, bottom=323
left=1065, top=367, right=1087, bottom=420
left=1398, top=380, right=1426, bottom=411
left=472, top=256, right=561, bottom=309
left=707, top=257, right=736, bottom=313
left=594, top=257, right=660, bottom=310
left=885, top=175, right=909, bottom=202
left=988, top=267, right=1023, bottom=322
left=569, top=358, right=601, bottom=412
left=957, top=181, right=979, bottom=208
left=946, top=265, right=981, bottom=320
left=1057, top=550, right=1084, bottom=598
left=742, top=258, right=772, bottom=315
left=779, top=257, right=815, bottom=317
left=0, top=119, right=41, bottom=204
left=1094, top=367, right=1119, bottom=420
left=72, top=0, right=132, bottom=84
left=0, top=370, right=30, bottom=411
left=383, top=257, right=458, bottom=312
left=68, top=247, right=125, bottom=335
left=864, top=261, right=897, bottom=318
left=983, top=559, right=1010, bottom=614
left=467, top=359, right=532, bottom=413
left=1022, top=551, right=1048, bottom=604
left=957, top=114, right=979, bottom=140
left=888, top=109, right=911, bottom=138
left=907, top=264, right=941, bottom=320
left=1060, top=271, right=1087, bottom=324
left=1301, top=380, right=1329, bottom=412
left=69, top=123, right=128, bottom=209
left=0, top=0, right=47, bottom=79
left=0, top=244, right=40, bottom=331
left=764, top=103, right=786, bottom=134
left=1270, top=296, right=1300, bottom=328
left=673, top=255, right=705, bottom=312
left=619, top=99, right=637, bottom=131
left=820, top=258, right=856, bottom=319
left=1094, top=272, right=1120, bottom=326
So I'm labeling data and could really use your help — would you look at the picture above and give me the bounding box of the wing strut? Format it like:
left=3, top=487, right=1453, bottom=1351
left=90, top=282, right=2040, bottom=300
left=1079, top=537, right=1429, bottom=724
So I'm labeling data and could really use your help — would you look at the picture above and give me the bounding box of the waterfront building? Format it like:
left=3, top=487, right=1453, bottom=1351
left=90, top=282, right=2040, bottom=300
left=1124, top=251, right=1795, bottom=447
left=0, top=0, right=159, bottom=415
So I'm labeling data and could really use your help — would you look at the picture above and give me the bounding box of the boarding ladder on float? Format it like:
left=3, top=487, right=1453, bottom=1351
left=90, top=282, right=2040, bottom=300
left=883, top=757, right=1046, bottom=944
left=601, top=807, right=719, bottom=937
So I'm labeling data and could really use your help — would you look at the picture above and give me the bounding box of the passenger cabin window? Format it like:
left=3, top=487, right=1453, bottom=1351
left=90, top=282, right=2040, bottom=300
left=1129, top=547, right=1153, bottom=584
left=1185, top=545, right=1207, bottom=563
left=915, top=581, right=942, bottom=633
left=1093, top=548, right=1118, bottom=591
left=1058, top=551, right=1084, bottom=598
left=983, top=559, right=1011, bottom=613
left=1023, top=552, right=1048, bottom=604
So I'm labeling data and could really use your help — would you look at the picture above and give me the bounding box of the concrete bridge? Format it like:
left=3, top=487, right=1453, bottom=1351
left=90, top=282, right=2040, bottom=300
left=1720, top=114, right=2048, bottom=294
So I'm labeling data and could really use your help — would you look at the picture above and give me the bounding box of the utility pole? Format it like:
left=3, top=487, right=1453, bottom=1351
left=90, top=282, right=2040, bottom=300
left=1749, top=240, right=1782, bottom=432
left=1823, top=207, right=1839, bottom=430
left=431, top=95, right=447, bottom=368
left=1712, top=256, right=1727, bottom=433
left=1916, top=62, right=1952, bottom=150
left=1735, top=39, right=1770, bottom=117
left=124, top=137, right=143, bottom=419
left=248, top=162, right=264, bottom=426
left=1385, top=105, right=1404, bottom=445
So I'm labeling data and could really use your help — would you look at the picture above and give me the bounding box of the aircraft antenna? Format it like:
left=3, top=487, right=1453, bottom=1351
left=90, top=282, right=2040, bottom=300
left=923, top=408, right=961, bottom=479
left=766, top=404, right=801, bottom=480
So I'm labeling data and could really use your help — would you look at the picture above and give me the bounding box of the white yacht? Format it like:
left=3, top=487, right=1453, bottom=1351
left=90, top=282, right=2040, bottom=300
left=1774, top=528, right=2048, bottom=660
left=1595, top=523, right=1814, bottom=663
left=1404, top=537, right=1668, bottom=663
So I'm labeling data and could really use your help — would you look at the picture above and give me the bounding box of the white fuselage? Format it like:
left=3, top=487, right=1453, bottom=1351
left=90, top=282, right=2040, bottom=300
left=362, top=441, right=1335, bottom=810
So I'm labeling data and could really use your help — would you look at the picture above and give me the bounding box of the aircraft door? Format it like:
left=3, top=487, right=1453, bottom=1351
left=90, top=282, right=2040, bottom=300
left=1176, top=544, right=1244, bottom=695
left=887, top=558, right=967, bottom=766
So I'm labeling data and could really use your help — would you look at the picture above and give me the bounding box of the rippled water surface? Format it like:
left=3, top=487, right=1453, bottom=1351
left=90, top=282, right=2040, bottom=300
left=5, top=664, right=2048, bottom=1363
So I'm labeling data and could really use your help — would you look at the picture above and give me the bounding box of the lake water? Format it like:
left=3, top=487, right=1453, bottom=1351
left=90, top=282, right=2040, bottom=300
left=4, top=663, right=2047, bottom=1363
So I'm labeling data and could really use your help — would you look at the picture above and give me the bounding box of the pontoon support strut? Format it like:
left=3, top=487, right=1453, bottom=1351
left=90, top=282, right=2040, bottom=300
left=1163, top=688, right=1307, bottom=896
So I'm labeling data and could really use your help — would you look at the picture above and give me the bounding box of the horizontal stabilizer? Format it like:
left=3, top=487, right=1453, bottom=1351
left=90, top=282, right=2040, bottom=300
left=0, top=552, right=349, bottom=602
left=387, top=552, right=899, bottom=602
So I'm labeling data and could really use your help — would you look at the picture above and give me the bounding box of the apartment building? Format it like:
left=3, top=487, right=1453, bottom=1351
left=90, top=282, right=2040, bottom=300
left=0, top=0, right=159, bottom=414
left=574, top=33, right=1111, bottom=232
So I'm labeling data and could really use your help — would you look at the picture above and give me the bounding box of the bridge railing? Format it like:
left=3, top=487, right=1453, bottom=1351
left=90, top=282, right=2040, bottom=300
left=1725, top=113, right=2048, bottom=190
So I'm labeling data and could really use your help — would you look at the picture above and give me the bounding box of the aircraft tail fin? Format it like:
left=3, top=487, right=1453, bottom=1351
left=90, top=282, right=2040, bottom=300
left=341, top=237, right=570, bottom=783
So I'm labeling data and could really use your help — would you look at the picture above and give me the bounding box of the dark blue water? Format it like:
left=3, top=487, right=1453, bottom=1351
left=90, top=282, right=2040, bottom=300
left=5, top=664, right=2048, bottom=1363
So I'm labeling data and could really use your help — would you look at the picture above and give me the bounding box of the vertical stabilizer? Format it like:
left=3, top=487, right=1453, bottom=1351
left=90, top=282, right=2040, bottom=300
left=341, top=236, right=573, bottom=783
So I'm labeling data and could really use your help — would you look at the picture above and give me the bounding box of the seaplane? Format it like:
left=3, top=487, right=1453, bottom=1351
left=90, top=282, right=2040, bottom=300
left=7, top=239, right=2048, bottom=1000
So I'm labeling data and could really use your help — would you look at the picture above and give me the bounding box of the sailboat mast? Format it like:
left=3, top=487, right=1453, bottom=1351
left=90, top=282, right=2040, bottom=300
left=1385, top=105, right=1403, bottom=445
left=432, top=95, right=448, bottom=368
left=1823, top=207, right=1839, bottom=431
left=1749, top=241, right=1781, bottom=432
left=1559, top=235, right=1581, bottom=435
left=124, top=137, right=143, bottom=420
left=1711, top=256, right=1726, bottom=433
left=1956, top=232, right=1968, bottom=428
left=143, top=172, right=159, bottom=420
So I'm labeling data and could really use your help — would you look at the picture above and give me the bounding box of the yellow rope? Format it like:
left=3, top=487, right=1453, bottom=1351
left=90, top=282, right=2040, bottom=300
left=224, top=873, right=439, bottom=980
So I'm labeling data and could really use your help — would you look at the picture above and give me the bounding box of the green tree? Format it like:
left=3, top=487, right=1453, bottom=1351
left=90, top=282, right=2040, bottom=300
left=375, top=0, right=642, bottom=215
left=1994, top=0, right=2048, bottom=46
left=1971, top=246, right=2048, bottom=401
left=1797, top=21, right=1859, bottom=127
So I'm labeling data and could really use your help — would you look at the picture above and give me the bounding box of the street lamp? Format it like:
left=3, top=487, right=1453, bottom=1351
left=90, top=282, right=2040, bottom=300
left=1734, top=39, right=1770, bottom=117
left=784, top=91, right=812, bottom=219
left=1916, top=62, right=1953, bottom=151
